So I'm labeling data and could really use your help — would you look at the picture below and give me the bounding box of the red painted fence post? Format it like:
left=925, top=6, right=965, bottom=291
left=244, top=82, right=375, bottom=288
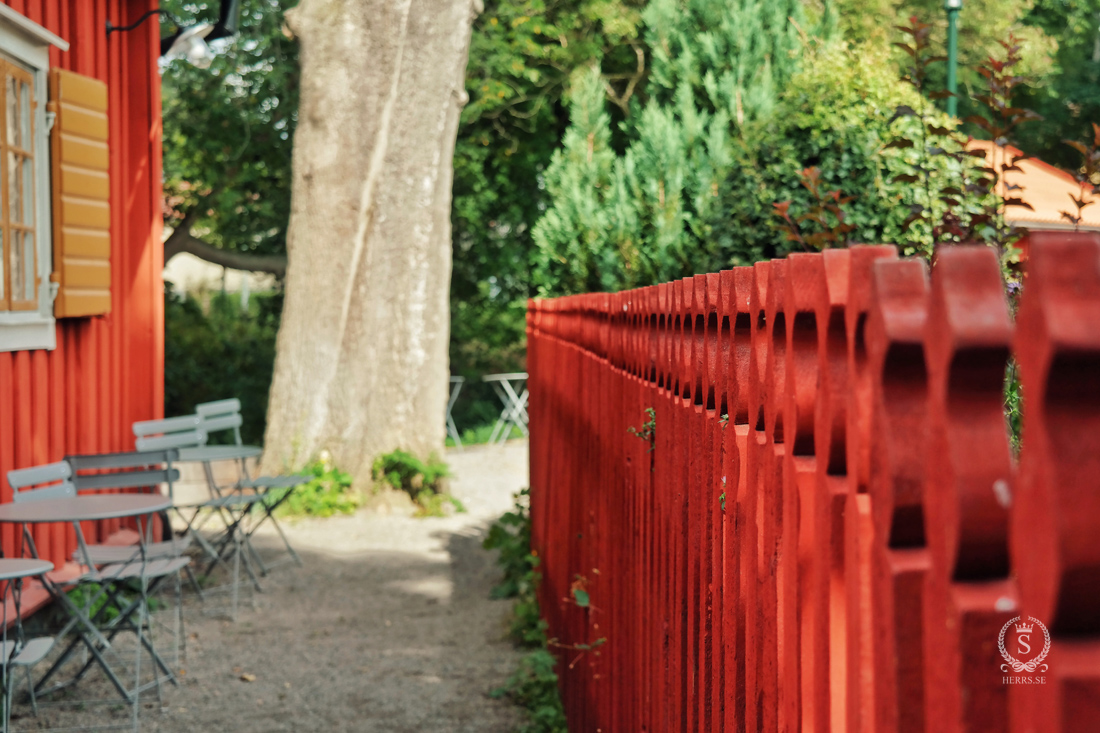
left=523, top=237, right=1100, bottom=733
left=1011, top=232, right=1100, bottom=732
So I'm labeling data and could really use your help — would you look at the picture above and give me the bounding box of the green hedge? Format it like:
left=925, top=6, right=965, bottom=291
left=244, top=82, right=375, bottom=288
left=164, top=285, right=280, bottom=445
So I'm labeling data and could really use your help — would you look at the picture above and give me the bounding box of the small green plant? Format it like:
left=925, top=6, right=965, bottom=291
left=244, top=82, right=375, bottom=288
left=372, top=449, right=463, bottom=518
left=490, top=649, right=568, bottom=733
left=266, top=455, right=362, bottom=518
left=66, top=581, right=161, bottom=623
left=485, top=490, right=568, bottom=732
left=628, top=407, right=656, bottom=453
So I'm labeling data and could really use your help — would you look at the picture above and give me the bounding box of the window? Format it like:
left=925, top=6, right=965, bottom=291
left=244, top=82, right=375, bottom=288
left=0, top=6, right=67, bottom=352
left=0, top=61, right=37, bottom=312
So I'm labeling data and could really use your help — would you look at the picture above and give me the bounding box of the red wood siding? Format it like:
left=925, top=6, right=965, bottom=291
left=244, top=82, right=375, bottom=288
left=0, top=0, right=163, bottom=568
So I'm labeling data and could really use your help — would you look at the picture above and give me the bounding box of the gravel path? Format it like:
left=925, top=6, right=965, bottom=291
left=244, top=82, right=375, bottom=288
left=18, top=442, right=529, bottom=732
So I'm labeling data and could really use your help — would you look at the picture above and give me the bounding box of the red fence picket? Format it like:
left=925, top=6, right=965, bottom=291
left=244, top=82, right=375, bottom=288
left=526, top=234, right=1100, bottom=732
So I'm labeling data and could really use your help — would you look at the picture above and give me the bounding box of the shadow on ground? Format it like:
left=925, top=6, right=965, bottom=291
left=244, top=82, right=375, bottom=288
left=13, top=442, right=529, bottom=733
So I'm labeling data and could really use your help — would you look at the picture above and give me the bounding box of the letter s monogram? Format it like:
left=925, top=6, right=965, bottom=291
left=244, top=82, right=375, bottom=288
left=1018, top=633, right=1031, bottom=656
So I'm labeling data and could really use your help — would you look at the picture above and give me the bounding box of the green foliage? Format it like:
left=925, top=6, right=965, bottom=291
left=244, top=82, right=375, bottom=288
left=484, top=490, right=568, bottom=732
left=66, top=582, right=161, bottom=624
left=1005, top=358, right=1022, bottom=455
left=882, top=18, right=997, bottom=257
left=740, top=41, right=987, bottom=258
left=164, top=287, right=279, bottom=445
left=371, top=451, right=463, bottom=518
left=627, top=406, right=656, bottom=452
left=160, top=0, right=299, bottom=258
left=533, top=28, right=996, bottom=286
left=1060, top=123, right=1100, bottom=228
left=1016, top=0, right=1100, bottom=167
left=533, top=0, right=817, bottom=294
left=491, top=649, right=569, bottom=733
left=483, top=488, right=539, bottom=602
left=452, top=0, right=645, bottom=428
left=267, top=459, right=362, bottom=518
left=772, top=166, right=857, bottom=249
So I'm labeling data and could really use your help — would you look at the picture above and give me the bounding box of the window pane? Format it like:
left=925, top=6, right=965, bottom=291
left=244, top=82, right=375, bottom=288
left=19, top=80, right=29, bottom=151
left=21, top=230, right=33, bottom=302
left=22, top=155, right=32, bottom=225
left=9, top=230, right=21, bottom=300
left=8, top=150, right=19, bottom=224
left=6, top=76, right=18, bottom=149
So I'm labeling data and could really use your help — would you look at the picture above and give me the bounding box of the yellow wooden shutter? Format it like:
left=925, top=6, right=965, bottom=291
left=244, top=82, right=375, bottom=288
left=48, top=68, right=110, bottom=318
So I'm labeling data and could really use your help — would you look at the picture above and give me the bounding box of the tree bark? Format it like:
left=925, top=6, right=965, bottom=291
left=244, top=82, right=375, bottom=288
left=261, top=0, right=477, bottom=482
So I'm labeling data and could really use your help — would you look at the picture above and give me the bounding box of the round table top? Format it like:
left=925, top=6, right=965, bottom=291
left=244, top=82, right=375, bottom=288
left=0, top=495, right=171, bottom=524
left=176, top=445, right=263, bottom=462
left=0, top=558, right=53, bottom=581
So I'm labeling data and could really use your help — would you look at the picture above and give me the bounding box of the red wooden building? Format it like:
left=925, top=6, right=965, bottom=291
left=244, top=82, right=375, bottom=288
left=0, top=1, right=163, bottom=577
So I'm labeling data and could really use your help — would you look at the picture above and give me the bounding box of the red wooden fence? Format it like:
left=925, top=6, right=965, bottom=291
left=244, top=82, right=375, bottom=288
left=526, top=233, right=1100, bottom=732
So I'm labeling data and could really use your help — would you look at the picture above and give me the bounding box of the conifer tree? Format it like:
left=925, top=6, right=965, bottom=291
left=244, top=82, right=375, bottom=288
left=533, top=0, right=815, bottom=295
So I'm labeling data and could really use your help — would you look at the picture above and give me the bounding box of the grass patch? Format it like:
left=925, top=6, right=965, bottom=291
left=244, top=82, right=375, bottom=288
left=445, top=423, right=526, bottom=448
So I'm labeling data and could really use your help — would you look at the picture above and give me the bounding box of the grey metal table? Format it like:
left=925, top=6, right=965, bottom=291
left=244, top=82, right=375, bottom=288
left=0, top=559, right=53, bottom=733
left=0, top=495, right=172, bottom=707
left=483, top=372, right=529, bottom=445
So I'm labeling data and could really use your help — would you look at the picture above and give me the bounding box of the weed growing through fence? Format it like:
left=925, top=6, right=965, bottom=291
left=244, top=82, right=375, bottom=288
left=484, top=489, right=568, bottom=732
left=628, top=407, right=656, bottom=452
left=371, top=450, right=465, bottom=517
left=266, top=458, right=362, bottom=518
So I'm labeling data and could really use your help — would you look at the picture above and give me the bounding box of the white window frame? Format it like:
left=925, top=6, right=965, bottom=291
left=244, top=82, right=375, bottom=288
left=0, top=6, right=67, bottom=353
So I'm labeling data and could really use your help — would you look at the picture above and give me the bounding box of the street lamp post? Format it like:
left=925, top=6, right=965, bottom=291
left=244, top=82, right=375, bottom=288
left=946, top=0, right=962, bottom=118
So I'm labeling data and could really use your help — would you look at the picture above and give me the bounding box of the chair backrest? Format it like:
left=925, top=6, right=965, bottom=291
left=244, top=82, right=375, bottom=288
left=196, top=398, right=244, bottom=446
left=132, top=414, right=205, bottom=451
left=6, top=461, right=77, bottom=503
left=68, top=449, right=181, bottom=494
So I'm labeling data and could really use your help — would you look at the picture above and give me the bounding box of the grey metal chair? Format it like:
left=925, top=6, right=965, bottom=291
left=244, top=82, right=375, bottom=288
left=0, top=557, right=55, bottom=732
left=6, top=461, right=188, bottom=716
left=66, top=449, right=195, bottom=668
left=131, top=415, right=260, bottom=620
left=193, top=398, right=308, bottom=573
left=0, top=463, right=65, bottom=726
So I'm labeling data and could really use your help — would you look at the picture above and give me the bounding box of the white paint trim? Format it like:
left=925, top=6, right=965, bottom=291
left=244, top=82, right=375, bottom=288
left=0, top=8, right=59, bottom=350
left=0, top=6, right=68, bottom=53
left=0, top=312, right=56, bottom=352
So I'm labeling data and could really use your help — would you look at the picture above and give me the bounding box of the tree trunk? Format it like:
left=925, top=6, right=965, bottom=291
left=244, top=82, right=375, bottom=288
left=261, top=0, right=477, bottom=482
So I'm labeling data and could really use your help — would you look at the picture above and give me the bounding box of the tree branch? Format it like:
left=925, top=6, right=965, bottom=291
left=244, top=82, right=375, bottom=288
left=164, top=224, right=287, bottom=277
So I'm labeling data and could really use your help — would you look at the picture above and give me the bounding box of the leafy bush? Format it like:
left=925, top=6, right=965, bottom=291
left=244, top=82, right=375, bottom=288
left=164, top=286, right=280, bottom=444
left=485, top=489, right=568, bottom=731
left=371, top=450, right=464, bottom=518
left=267, top=457, right=362, bottom=518
left=65, top=581, right=161, bottom=623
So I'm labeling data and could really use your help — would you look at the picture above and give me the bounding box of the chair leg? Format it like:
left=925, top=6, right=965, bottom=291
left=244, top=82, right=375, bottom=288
left=183, top=563, right=204, bottom=599
left=25, top=665, right=37, bottom=716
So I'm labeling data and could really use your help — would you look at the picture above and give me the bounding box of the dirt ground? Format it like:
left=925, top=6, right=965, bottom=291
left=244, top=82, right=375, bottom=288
left=16, top=442, right=529, bottom=732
